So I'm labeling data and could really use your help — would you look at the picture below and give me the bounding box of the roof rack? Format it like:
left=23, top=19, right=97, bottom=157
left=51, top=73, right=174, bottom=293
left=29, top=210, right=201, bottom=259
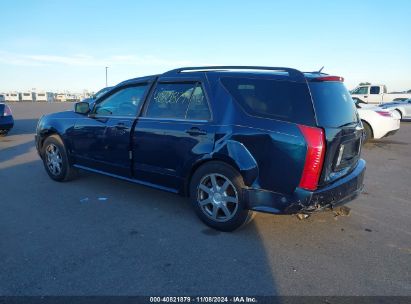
left=162, top=66, right=306, bottom=82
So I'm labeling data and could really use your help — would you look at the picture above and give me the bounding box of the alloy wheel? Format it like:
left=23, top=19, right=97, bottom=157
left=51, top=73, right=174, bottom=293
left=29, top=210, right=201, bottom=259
left=45, top=143, right=63, bottom=176
left=197, top=173, right=239, bottom=222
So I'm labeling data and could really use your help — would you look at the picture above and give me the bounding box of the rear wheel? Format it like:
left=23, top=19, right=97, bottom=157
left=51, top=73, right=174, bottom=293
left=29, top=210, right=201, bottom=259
left=42, top=135, right=77, bottom=182
left=189, top=161, right=252, bottom=231
left=362, top=121, right=373, bottom=143
left=395, top=109, right=403, bottom=120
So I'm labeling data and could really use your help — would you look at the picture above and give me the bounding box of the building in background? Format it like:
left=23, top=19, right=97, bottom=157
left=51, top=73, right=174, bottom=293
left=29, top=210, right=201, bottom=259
left=34, top=92, right=55, bottom=102
left=5, top=92, right=20, bottom=102
left=20, top=91, right=34, bottom=102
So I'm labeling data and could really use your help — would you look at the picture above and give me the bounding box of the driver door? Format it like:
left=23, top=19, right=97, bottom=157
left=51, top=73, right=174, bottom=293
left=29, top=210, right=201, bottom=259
left=71, top=83, right=149, bottom=177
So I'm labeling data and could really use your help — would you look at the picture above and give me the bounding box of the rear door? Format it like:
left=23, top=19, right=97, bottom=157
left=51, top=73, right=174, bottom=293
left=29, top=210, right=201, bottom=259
left=133, top=80, right=214, bottom=191
left=309, top=80, right=363, bottom=186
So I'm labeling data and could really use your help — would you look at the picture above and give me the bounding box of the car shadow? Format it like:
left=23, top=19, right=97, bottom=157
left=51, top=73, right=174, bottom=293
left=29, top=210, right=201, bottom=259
left=0, top=160, right=279, bottom=296
left=7, top=118, right=39, bottom=136
left=0, top=138, right=36, bottom=163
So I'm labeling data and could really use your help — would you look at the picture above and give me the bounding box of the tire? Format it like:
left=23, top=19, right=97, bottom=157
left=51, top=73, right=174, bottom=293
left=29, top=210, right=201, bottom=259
left=0, top=130, right=9, bottom=137
left=189, top=161, right=252, bottom=232
left=41, top=135, right=77, bottom=182
left=362, top=121, right=373, bottom=143
left=395, top=109, right=403, bottom=120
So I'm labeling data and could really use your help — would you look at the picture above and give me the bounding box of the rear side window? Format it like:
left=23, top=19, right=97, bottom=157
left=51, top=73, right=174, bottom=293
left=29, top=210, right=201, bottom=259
left=370, top=86, right=380, bottom=94
left=309, top=82, right=358, bottom=128
left=221, top=77, right=315, bottom=125
left=145, top=82, right=210, bottom=120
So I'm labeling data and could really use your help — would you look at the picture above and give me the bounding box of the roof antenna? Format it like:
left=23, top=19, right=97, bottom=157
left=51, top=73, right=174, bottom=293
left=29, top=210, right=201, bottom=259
left=318, top=66, right=324, bottom=73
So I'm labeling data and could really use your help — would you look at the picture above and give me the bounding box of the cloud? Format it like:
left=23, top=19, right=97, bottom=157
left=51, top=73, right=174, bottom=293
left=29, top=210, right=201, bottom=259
left=0, top=51, right=192, bottom=68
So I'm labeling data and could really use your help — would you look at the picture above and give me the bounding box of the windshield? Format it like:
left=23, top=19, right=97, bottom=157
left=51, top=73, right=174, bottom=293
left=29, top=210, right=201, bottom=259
left=309, top=82, right=359, bottom=128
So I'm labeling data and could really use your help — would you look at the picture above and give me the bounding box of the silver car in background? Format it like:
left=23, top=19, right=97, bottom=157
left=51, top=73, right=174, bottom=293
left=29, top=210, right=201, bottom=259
left=379, top=98, right=411, bottom=120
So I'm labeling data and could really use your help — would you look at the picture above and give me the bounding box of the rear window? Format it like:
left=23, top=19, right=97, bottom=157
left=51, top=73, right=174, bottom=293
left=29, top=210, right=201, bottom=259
left=221, top=77, right=315, bottom=125
left=309, top=82, right=358, bottom=127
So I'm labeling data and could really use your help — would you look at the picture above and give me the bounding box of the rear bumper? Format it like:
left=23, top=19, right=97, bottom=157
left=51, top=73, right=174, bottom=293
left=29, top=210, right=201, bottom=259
left=373, top=117, right=400, bottom=139
left=383, top=129, right=398, bottom=138
left=0, top=116, right=14, bottom=130
left=244, top=159, right=366, bottom=214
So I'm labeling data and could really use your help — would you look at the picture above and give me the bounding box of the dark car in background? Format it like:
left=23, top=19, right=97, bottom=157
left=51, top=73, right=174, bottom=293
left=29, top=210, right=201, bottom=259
left=35, top=66, right=365, bottom=231
left=0, top=103, right=14, bottom=136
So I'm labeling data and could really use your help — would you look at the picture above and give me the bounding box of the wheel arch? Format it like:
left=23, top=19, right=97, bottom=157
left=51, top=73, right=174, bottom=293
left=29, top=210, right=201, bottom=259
left=361, top=119, right=374, bottom=139
left=183, top=141, right=259, bottom=196
left=394, top=107, right=403, bottom=119
left=38, top=129, right=65, bottom=157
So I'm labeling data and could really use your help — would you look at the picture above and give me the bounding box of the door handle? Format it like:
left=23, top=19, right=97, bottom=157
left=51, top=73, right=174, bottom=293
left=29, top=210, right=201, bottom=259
left=185, top=127, right=207, bottom=136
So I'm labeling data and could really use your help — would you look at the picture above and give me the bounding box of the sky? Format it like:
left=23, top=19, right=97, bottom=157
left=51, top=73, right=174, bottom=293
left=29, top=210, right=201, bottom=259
left=0, top=0, right=410, bottom=92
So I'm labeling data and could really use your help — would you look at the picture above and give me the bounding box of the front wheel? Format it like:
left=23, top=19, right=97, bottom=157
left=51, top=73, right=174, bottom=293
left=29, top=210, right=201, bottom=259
left=189, top=161, right=252, bottom=232
left=0, top=130, right=9, bottom=137
left=42, top=135, right=77, bottom=182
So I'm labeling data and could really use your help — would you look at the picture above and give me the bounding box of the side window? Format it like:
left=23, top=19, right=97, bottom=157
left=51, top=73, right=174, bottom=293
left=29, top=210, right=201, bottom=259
left=355, top=87, right=369, bottom=95
left=186, top=85, right=211, bottom=120
left=145, top=82, right=210, bottom=120
left=370, top=86, right=380, bottom=94
left=94, top=85, right=148, bottom=116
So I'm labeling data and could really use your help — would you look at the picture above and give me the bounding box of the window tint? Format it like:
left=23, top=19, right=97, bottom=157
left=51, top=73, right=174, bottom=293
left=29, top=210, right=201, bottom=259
left=145, top=82, right=210, bottom=120
left=370, top=86, right=380, bottom=94
left=221, top=77, right=315, bottom=125
left=94, top=85, right=148, bottom=116
left=186, top=85, right=211, bottom=120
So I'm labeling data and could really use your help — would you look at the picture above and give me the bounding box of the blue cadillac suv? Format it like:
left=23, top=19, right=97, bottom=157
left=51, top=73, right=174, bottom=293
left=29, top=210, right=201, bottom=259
left=35, top=66, right=365, bottom=231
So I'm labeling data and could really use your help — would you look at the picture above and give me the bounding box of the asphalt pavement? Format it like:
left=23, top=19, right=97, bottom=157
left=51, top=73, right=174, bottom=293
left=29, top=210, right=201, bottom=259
left=0, top=102, right=410, bottom=296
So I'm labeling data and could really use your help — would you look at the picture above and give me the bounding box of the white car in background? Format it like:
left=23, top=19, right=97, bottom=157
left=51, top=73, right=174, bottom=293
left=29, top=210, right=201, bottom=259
left=355, top=100, right=400, bottom=142
left=378, top=98, right=411, bottom=120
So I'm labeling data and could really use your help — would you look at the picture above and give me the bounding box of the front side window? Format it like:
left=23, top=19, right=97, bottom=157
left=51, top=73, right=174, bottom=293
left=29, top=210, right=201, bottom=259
left=370, top=86, right=380, bottom=94
left=94, top=84, right=148, bottom=116
left=145, top=82, right=210, bottom=120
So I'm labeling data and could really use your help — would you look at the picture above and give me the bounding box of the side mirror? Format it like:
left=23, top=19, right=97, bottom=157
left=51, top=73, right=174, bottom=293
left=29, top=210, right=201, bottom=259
left=75, top=101, right=91, bottom=114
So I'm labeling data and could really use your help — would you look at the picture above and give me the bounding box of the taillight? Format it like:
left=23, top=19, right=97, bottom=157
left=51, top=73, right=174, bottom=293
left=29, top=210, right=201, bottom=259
left=298, top=125, right=326, bottom=191
left=312, top=76, right=344, bottom=82
left=3, top=105, right=12, bottom=116
left=376, top=111, right=392, bottom=117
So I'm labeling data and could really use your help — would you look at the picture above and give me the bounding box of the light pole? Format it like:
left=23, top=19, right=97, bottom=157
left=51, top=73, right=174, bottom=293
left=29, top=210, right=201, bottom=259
left=105, top=66, right=109, bottom=87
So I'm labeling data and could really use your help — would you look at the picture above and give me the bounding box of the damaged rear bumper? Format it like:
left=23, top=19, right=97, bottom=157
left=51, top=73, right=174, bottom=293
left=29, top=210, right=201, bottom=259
left=244, top=159, right=366, bottom=214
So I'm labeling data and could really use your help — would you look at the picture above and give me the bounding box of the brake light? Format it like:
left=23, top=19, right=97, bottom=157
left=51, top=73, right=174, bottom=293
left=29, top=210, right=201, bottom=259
left=3, top=104, right=12, bottom=116
left=298, top=125, right=326, bottom=191
left=312, top=76, right=344, bottom=82
left=376, top=111, right=392, bottom=117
